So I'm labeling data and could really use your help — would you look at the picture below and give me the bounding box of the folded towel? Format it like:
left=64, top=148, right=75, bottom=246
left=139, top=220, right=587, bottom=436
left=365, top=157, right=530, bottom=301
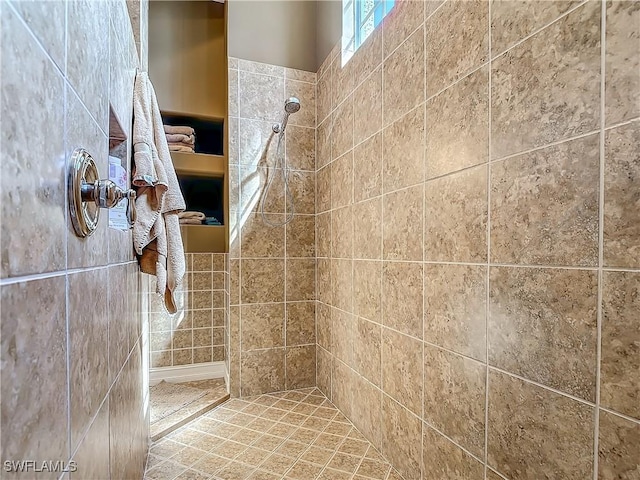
left=168, top=141, right=196, bottom=149
left=204, top=216, right=222, bottom=225
left=164, top=125, right=194, bottom=135
left=133, top=72, right=186, bottom=314
left=166, top=133, right=195, bottom=145
left=179, top=211, right=205, bottom=220
left=169, top=145, right=195, bottom=153
left=179, top=218, right=203, bottom=225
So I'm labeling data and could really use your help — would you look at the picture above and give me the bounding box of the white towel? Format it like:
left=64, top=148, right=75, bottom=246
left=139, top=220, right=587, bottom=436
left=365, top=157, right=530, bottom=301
left=179, top=211, right=206, bottom=220
left=132, top=71, right=186, bottom=314
left=164, top=125, right=194, bottom=135
left=166, top=133, right=195, bottom=144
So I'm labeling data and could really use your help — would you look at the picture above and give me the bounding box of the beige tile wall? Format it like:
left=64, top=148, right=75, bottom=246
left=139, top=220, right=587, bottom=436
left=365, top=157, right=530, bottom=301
left=0, top=0, right=149, bottom=478
left=149, top=253, right=227, bottom=368
left=315, top=1, right=640, bottom=479
left=227, top=58, right=317, bottom=397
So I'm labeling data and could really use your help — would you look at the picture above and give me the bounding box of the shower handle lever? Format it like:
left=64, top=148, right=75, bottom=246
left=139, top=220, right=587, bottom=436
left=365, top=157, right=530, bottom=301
left=81, top=178, right=136, bottom=224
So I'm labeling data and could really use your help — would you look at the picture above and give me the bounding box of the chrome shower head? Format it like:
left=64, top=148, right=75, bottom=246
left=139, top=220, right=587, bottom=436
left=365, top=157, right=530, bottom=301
left=273, top=97, right=301, bottom=134
left=284, top=97, right=301, bottom=114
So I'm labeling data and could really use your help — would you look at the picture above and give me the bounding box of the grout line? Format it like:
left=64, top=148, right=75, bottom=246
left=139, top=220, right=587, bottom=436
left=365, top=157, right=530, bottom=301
left=593, top=1, right=607, bottom=477
left=599, top=407, right=640, bottom=426
left=0, top=260, right=137, bottom=286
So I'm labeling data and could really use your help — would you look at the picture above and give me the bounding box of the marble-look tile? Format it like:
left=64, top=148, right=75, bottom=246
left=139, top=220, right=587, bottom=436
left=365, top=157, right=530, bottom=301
left=286, top=67, right=315, bottom=84
left=67, top=0, right=110, bottom=130
left=424, top=263, right=486, bottom=361
left=70, top=399, right=110, bottom=480
left=239, top=71, right=285, bottom=122
left=316, top=346, right=332, bottom=398
left=332, top=206, right=353, bottom=259
left=382, top=328, right=423, bottom=415
left=317, top=117, right=332, bottom=170
left=228, top=117, right=240, bottom=165
left=383, top=184, right=424, bottom=261
left=316, top=163, right=331, bottom=213
left=353, top=66, right=382, bottom=145
left=316, top=302, right=332, bottom=350
left=286, top=258, right=315, bottom=301
left=354, top=197, right=383, bottom=260
left=332, top=53, right=354, bottom=108
left=286, top=345, right=316, bottom=389
left=317, top=68, right=332, bottom=125
left=351, top=376, right=382, bottom=450
left=332, top=359, right=355, bottom=418
left=238, top=59, right=284, bottom=77
left=426, top=66, right=489, bottom=179
left=240, top=165, right=285, bottom=214
left=490, top=134, right=600, bottom=266
left=332, top=151, right=354, bottom=209
left=354, top=260, right=382, bottom=324
left=238, top=118, right=280, bottom=167
left=286, top=214, right=315, bottom=258
left=601, top=270, right=640, bottom=419
left=317, top=257, right=332, bottom=305
left=598, top=410, right=640, bottom=480
left=1, top=277, right=68, bottom=470
left=333, top=308, right=355, bottom=366
left=9, top=0, right=66, bottom=71
left=351, top=24, right=383, bottom=85
left=316, top=212, right=331, bottom=258
left=241, top=303, right=285, bottom=351
left=491, top=1, right=601, bottom=159
left=66, top=87, right=110, bottom=269
left=426, top=0, right=488, bottom=96
left=423, top=346, right=486, bottom=457
left=382, top=261, right=423, bottom=339
left=490, top=0, right=582, bottom=56
left=487, top=371, right=595, bottom=480
left=332, top=95, right=354, bottom=160
left=605, top=0, right=640, bottom=126
left=383, top=105, right=425, bottom=192
left=285, top=126, right=315, bottom=171
left=289, top=170, right=315, bottom=215
left=383, top=26, right=424, bottom=126
left=241, top=349, right=286, bottom=396
left=381, top=395, right=422, bottom=480
left=354, top=317, right=382, bottom=386
left=69, top=269, right=109, bottom=449
left=228, top=67, right=239, bottom=117
left=383, top=0, right=425, bottom=57
left=108, top=264, right=134, bottom=385
left=241, top=212, right=285, bottom=258
left=0, top=6, right=66, bottom=278
left=241, top=259, right=285, bottom=304
left=604, top=122, right=640, bottom=268
left=286, top=79, right=316, bottom=128
left=353, top=132, right=383, bottom=202
left=286, top=301, right=315, bottom=346
left=424, top=165, right=487, bottom=262
left=422, top=426, right=485, bottom=480
left=489, top=267, right=598, bottom=401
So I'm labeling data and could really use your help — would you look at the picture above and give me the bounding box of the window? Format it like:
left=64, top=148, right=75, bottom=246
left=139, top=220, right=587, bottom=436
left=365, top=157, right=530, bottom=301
left=342, top=0, right=395, bottom=65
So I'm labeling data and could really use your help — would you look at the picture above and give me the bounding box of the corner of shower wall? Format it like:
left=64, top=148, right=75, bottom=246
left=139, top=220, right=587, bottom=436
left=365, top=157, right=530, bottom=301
left=226, top=56, right=318, bottom=397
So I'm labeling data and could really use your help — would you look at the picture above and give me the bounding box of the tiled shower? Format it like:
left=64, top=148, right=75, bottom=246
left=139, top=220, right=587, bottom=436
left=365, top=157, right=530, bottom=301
left=1, top=0, right=638, bottom=479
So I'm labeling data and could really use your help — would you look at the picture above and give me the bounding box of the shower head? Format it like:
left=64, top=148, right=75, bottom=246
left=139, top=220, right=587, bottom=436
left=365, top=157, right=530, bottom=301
left=273, top=97, right=301, bottom=134
left=284, top=97, right=301, bottom=114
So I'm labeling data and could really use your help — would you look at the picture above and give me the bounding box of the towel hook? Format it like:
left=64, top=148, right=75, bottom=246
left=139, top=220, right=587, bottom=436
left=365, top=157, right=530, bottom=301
left=68, top=148, right=136, bottom=238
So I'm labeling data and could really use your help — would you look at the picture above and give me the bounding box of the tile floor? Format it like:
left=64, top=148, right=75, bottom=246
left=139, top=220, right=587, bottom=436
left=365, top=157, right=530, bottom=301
left=144, top=388, right=404, bottom=480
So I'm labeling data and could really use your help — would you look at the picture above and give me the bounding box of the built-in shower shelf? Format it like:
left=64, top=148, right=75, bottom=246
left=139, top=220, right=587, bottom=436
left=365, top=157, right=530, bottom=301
left=171, top=151, right=225, bottom=177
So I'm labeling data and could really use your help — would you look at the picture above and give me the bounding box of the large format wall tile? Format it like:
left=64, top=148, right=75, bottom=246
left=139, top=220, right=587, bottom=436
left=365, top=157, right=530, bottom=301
left=241, top=259, right=285, bottom=304
left=490, top=135, right=600, bottom=266
left=240, top=348, right=286, bottom=396
left=241, top=303, right=285, bottom=350
left=71, top=400, right=110, bottom=480
left=424, top=263, right=486, bottom=361
left=353, top=132, right=383, bottom=202
left=1, top=6, right=66, bottom=278
left=383, top=184, right=424, bottom=261
left=382, top=328, right=423, bottom=416
left=424, top=165, right=487, bottom=262
left=382, top=0, right=424, bottom=58
left=381, top=395, right=422, bottom=480
left=491, top=0, right=582, bottom=56
left=604, top=121, right=640, bottom=268
left=353, top=66, right=383, bottom=145
left=487, top=371, right=594, bottom=480
left=1, top=277, right=68, bottom=471
left=383, top=26, right=424, bottom=126
left=598, top=410, right=640, bottom=480
left=383, top=105, right=425, bottom=192
left=489, top=266, right=598, bottom=401
left=426, top=66, right=489, bottom=179
left=491, top=1, right=601, bottom=159
left=422, top=426, right=485, bottom=480
left=353, top=260, right=382, bottom=323
left=605, top=0, right=640, bottom=126
left=354, top=197, right=383, bottom=260
left=239, top=71, right=284, bottom=122
left=601, top=270, right=640, bottom=419
left=423, top=346, right=486, bottom=457
left=426, top=0, right=488, bottom=96
left=354, top=317, right=382, bottom=386
left=382, top=261, right=423, bottom=338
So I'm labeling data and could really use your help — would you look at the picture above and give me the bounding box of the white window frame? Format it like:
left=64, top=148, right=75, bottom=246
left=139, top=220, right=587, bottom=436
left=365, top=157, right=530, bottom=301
left=342, top=0, right=395, bottom=66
